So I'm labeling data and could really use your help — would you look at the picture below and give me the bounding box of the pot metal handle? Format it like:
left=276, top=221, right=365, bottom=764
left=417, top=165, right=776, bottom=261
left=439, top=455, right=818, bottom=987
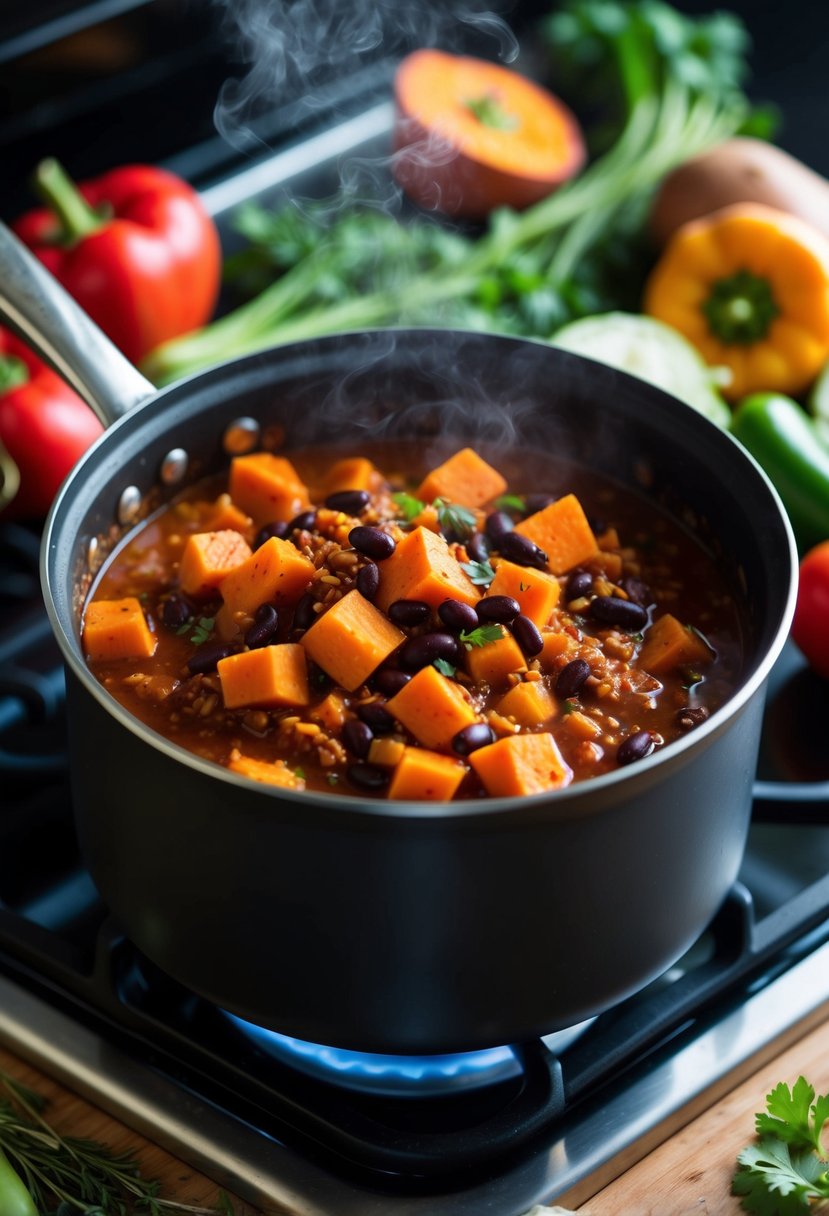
left=0, top=221, right=155, bottom=427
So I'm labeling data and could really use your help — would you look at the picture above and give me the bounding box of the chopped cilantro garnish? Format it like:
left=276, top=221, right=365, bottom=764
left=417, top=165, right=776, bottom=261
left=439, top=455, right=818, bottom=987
left=494, top=493, right=525, bottom=512
left=294, top=767, right=306, bottom=780
left=562, top=699, right=578, bottom=715
left=433, top=658, right=457, bottom=677
left=391, top=491, right=425, bottom=521
left=459, top=624, right=503, bottom=650
left=433, top=498, right=477, bottom=538
left=177, top=615, right=215, bottom=645
left=461, top=558, right=495, bottom=586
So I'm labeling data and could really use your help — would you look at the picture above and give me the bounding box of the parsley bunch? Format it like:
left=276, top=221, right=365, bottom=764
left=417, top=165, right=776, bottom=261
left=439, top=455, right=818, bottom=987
left=733, top=1076, right=829, bottom=1214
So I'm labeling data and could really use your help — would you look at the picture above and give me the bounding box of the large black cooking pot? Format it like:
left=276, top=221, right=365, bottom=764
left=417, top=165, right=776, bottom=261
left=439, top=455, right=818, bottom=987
left=0, top=224, right=797, bottom=1053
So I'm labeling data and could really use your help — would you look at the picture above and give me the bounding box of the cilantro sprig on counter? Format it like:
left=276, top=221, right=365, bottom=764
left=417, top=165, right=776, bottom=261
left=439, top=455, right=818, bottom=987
left=732, top=1076, right=829, bottom=1214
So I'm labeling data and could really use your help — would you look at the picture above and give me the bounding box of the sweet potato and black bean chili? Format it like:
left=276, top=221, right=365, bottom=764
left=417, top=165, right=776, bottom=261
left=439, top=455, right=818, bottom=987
left=83, top=443, right=743, bottom=799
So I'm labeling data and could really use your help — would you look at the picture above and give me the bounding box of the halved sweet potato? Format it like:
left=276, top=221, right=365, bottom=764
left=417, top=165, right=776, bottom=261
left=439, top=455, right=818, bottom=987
left=393, top=50, right=586, bottom=220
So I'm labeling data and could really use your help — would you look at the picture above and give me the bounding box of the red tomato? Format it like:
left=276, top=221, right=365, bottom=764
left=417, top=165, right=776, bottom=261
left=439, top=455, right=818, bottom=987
left=0, top=328, right=103, bottom=520
left=791, top=540, right=829, bottom=679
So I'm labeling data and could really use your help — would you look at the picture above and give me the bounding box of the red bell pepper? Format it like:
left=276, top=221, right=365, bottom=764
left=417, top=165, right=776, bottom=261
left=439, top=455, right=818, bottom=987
left=13, top=159, right=221, bottom=366
left=0, top=328, right=103, bottom=519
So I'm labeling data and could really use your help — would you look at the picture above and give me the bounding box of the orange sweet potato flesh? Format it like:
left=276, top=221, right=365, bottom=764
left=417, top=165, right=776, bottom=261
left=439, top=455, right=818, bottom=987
left=215, top=536, right=314, bottom=640
left=218, top=643, right=309, bottom=710
left=376, top=526, right=480, bottom=612
left=488, top=559, right=560, bottom=627
left=228, top=753, right=305, bottom=789
left=469, top=731, right=573, bottom=796
left=393, top=50, right=586, bottom=220
left=386, top=664, right=478, bottom=750
left=416, top=447, right=507, bottom=508
left=83, top=597, right=157, bottom=661
left=387, top=747, right=467, bottom=800
left=300, top=590, right=405, bottom=691
left=638, top=613, right=715, bottom=677
left=514, top=493, right=599, bottom=575
left=318, top=456, right=378, bottom=496
left=179, top=530, right=252, bottom=598
left=495, top=679, right=557, bottom=727
left=228, top=453, right=310, bottom=526
left=464, top=626, right=526, bottom=689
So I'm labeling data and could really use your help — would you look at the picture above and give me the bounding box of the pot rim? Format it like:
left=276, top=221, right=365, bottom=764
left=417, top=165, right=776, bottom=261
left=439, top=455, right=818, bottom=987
left=40, top=328, right=800, bottom=821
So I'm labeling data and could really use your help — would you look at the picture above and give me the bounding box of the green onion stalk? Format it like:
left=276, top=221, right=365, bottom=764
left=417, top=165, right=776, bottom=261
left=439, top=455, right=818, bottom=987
left=142, top=2, right=751, bottom=387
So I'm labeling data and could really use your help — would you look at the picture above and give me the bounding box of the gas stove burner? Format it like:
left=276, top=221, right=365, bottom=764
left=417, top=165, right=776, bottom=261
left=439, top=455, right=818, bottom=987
left=225, top=1013, right=594, bottom=1098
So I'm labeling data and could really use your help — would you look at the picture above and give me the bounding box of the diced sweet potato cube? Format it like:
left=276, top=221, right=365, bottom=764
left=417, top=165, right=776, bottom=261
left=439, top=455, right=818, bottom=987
left=463, top=626, right=526, bottom=689
left=416, top=447, right=507, bottom=508
left=215, top=536, right=314, bottom=640
left=386, top=665, right=478, bottom=750
left=228, top=453, right=310, bottom=526
left=375, top=526, right=479, bottom=612
left=538, top=629, right=577, bottom=670
left=319, top=456, right=378, bottom=495
left=83, top=597, right=157, bottom=661
left=387, top=747, right=467, bottom=801
left=564, top=710, right=602, bottom=741
left=488, top=560, right=560, bottom=627
left=309, top=691, right=347, bottom=731
left=218, top=643, right=309, bottom=709
left=409, top=503, right=441, bottom=533
left=206, top=494, right=254, bottom=536
left=179, top=530, right=252, bottom=598
left=591, top=550, right=624, bottom=582
left=227, top=753, right=305, bottom=789
left=638, top=613, right=715, bottom=676
left=470, top=732, right=573, bottom=796
left=514, top=493, right=599, bottom=575
left=368, top=737, right=407, bottom=768
left=495, top=679, right=558, bottom=727
left=300, top=590, right=405, bottom=691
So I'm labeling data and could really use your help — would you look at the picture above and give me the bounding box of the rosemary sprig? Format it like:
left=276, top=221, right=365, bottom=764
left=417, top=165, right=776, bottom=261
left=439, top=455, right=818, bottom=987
left=0, top=1070, right=237, bottom=1216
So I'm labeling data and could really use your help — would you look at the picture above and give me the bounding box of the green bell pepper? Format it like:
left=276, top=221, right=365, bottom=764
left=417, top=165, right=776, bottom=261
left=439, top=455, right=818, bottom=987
left=730, top=392, right=829, bottom=554
left=0, top=1148, right=37, bottom=1216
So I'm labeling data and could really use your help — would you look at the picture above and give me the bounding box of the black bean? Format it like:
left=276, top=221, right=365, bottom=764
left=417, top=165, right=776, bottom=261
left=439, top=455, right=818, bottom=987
left=477, top=595, right=520, bottom=623
left=373, top=668, right=412, bottom=697
left=499, top=531, right=548, bottom=569
left=619, top=575, right=651, bottom=607
left=162, top=594, right=191, bottom=629
left=289, top=510, right=317, bottom=533
left=510, top=614, right=544, bottom=657
left=350, top=525, right=396, bottom=560
left=524, top=492, right=556, bottom=514
left=438, top=598, right=480, bottom=633
left=292, top=592, right=317, bottom=633
left=347, top=762, right=390, bottom=791
left=245, top=604, right=279, bottom=649
left=466, top=532, right=490, bottom=564
left=485, top=511, right=514, bottom=545
left=255, top=520, right=290, bottom=548
left=388, top=599, right=431, bottom=627
left=676, top=705, right=710, bottom=731
left=325, top=489, right=371, bottom=515
left=589, top=595, right=648, bottom=632
left=617, top=730, right=655, bottom=766
left=399, top=631, right=460, bottom=670
left=356, top=561, right=380, bottom=600
left=556, top=657, right=591, bottom=699
left=565, top=569, right=593, bottom=602
left=358, top=701, right=395, bottom=734
left=343, top=719, right=373, bottom=759
left=187, top=643, right=235, bottom=675
left=452, top=722, right=496, bottom=755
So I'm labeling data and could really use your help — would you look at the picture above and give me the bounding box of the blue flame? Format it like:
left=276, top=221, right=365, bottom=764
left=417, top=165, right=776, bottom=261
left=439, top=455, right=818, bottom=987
left=225, top=1013, right=522, bottom=1097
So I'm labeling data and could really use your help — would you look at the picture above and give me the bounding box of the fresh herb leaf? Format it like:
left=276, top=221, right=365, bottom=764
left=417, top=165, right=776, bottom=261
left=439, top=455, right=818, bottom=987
left=562, top=699, right=578, bottom=715
left=494, top=494, right=526, bottom=512
left=433, top=498, right=477, bottom=539
left=0, top=1068, right=236, bottom=1214
left=391, top=491, right=425, bottom=521
left=191, top=616, right=215, bottom=646
left=294, top=767, right=306, bottom=780
left=459, top=624, right=503, bottom=649
left=461, top=559, right=495, bottom=586
left=732, top=1076, right=829, bottom=1214
left=433, top=658, right=457, bottom=677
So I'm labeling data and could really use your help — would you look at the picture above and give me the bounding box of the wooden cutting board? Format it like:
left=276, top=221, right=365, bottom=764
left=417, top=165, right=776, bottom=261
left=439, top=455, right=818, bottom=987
left=2, top=1017, right=829, bottom=1215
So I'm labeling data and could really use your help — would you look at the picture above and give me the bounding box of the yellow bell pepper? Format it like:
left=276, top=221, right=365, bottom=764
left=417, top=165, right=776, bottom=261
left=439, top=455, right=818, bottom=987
left=643, top=202, right=829, bottom=401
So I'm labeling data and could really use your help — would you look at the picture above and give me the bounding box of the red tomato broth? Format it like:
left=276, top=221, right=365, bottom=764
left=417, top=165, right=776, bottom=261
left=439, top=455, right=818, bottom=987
left=83, top=441, right=746, bottom=799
